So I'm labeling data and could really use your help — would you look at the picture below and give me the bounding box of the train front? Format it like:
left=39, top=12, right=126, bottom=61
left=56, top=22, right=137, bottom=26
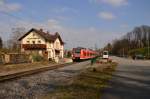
left=72, top=48, right=81, bottom=61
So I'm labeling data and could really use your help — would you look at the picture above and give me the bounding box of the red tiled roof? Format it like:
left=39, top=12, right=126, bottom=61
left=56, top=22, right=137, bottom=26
left=18, top=28, right=64, bottom=45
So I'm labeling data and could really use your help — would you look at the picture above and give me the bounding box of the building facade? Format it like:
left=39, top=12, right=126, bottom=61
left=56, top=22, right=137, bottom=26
left=18, top=28, right=64, bottom=60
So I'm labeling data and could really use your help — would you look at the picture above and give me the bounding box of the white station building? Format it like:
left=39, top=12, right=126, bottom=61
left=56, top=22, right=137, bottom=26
left=18, top=28, right=64, bottom=60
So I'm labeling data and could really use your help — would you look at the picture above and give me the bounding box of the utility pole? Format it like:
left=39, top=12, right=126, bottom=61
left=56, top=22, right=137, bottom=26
left=94, top=43, right=98, bottom=51
left=138, top=40, right=141, bottom=48
left=147, top=32, right=150, bottom=57
left=123, top=48, right=125, bottom=57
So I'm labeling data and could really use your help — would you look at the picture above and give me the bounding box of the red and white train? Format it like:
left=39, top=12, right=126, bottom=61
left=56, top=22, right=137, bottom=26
left=72, top=47, right=97, bottom=61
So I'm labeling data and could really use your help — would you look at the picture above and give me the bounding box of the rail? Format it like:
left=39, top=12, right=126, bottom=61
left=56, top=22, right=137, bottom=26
left=0, top=62, right=77, bottom=82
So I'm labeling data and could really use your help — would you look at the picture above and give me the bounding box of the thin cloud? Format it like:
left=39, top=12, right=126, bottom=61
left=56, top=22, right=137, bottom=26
left=98, top=11, right=116, bottom=20
left=102, top=0, right=128, bottom=7
left=52, top=6, right=78, bottom=14
left=0, top=0, right=21, bottom=13
left=120, top=24, right=129, bottom=28
left=90, top=0, right=128, bottom=7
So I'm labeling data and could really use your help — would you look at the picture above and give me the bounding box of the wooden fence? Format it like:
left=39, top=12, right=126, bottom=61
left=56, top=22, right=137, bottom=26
left=0, top=54, right=4, bottom=64
left=0, top=53, right=30, bottom=64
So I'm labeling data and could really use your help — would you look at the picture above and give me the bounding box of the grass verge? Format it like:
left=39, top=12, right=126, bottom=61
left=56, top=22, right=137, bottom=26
left=0, top=61, right=56, bottom=73
left=42, top=63, right=117, bottom=99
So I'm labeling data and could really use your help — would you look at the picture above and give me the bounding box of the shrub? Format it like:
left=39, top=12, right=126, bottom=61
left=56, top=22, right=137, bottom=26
left=128, top=48, right=148, bottom=56
left=32, top=54, right=44, bottom=62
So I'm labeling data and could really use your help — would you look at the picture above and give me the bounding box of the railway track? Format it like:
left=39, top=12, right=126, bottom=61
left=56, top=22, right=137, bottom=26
left=0, top=62, right=77, bottom=82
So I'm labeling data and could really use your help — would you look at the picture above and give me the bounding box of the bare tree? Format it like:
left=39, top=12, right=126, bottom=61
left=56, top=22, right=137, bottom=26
left=104, top=43, right=112, bottom=52
left=8, top=27, right=26, bottom=52
left=111, top=25, right=150, bottom=56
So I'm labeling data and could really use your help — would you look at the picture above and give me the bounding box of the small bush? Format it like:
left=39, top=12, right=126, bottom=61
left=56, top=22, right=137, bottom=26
left=128, top=47, right=148, bottom=56
left=32, top=54, right=44, bottom=62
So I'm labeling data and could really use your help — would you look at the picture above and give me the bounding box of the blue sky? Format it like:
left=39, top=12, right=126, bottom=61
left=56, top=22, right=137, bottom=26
left=0, top=0, right=150, bottom=49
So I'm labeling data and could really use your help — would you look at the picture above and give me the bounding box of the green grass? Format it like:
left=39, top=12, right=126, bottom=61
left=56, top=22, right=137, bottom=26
left=128, top=47, right=149, bottom=56
left=42, top=63, right=117, bottom=99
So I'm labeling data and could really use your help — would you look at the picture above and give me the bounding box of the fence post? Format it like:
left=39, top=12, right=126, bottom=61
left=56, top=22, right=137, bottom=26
left=4, top=54, right=10, bottom=64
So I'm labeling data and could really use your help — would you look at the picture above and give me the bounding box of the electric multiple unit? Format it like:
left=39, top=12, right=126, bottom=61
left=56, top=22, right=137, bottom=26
left=72, top=47, right=97, bottom=61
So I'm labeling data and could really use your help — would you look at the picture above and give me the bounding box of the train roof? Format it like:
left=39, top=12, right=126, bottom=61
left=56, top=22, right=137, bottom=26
left=73, top=47, right=86, bottom=50
left=73, top=47, right=97, bottom=52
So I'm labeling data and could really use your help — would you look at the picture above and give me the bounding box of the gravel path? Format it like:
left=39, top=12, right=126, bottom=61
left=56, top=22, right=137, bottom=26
left=101, top=56, right=150, bottom=99
left=0, top=61, right=90, bottom=99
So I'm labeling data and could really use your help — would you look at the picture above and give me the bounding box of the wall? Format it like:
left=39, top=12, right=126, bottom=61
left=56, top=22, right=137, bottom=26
left=46, top=42, right=54, bottom=59
left=22, top=31, right=46, bottom=45
left=54, top=38, right=64, bottom=58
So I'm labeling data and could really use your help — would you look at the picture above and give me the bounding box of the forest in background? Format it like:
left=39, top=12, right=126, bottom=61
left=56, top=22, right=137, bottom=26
left=107, top=25, right=150, bottom=58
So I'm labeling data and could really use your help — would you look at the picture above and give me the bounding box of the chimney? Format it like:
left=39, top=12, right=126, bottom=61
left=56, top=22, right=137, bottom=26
left=39, top=28, right=43, bottom=32
left=55, top=32, right=59, bottom=36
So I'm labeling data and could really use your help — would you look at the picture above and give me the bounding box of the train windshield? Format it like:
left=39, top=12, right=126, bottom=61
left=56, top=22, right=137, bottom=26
left=103, top=51, right=108, bottom=55
left=75, top=49, right=81, bottom=53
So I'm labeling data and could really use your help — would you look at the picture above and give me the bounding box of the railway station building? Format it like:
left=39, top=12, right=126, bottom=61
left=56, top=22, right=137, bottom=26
left=18, top=28, right=64, bottom=60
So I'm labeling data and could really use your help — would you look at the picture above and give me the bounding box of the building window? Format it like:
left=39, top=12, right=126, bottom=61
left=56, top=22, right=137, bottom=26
left=50, top=44, right=53, bottom=47
left=38, top=40, right=41, bottom=44
left=27, top=41, right=30, bottom=44
left=32, top=41, right=35, bottom=44
left=33, top=33, right=35, bottom=36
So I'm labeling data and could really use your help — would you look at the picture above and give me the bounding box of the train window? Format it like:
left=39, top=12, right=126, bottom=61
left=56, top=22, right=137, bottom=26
left=86, top=52, right=88, bottom=56
left=103, top=51, right=109, bottom=59
left=83, top=51, right=86, bottom=56
left=103, top=51, right=108, bottom=55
